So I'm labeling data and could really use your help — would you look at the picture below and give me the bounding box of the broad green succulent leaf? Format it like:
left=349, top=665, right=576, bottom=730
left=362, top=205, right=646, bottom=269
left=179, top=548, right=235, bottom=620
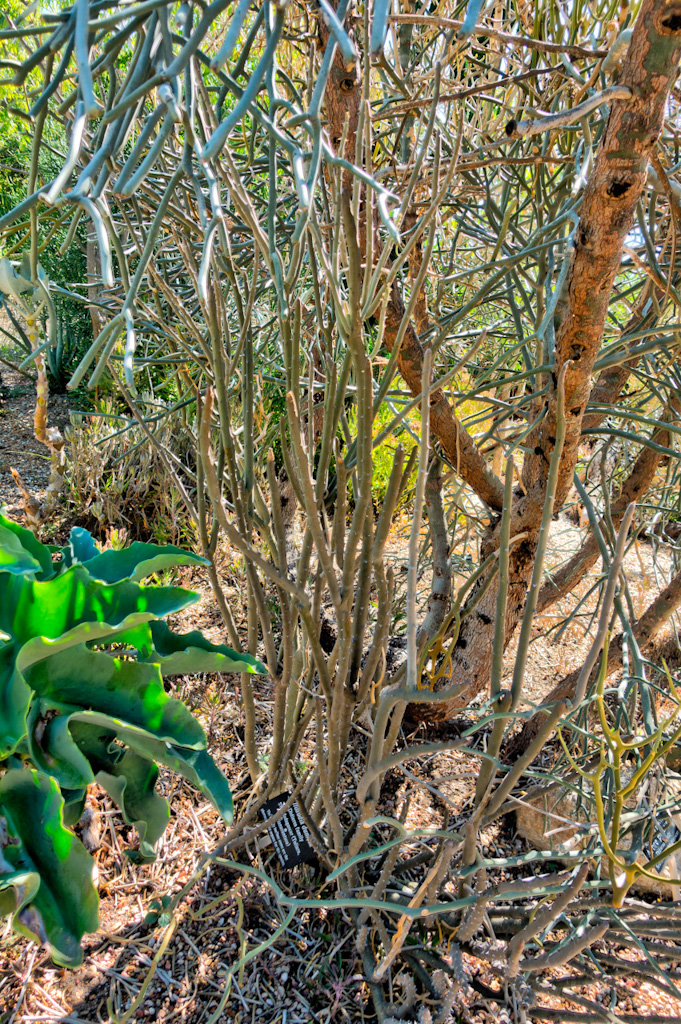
left=0, top=521, right=41, bottom=576
left=97, top=752, right=170, bottom=860
left=122, top=734, right=234, bottom=824
left=0, top=868, right=40, bottom=923
left=101, top=619, right=154, bottom=654
left=0, top=612, right=189, bottom=757
left=25, top=647, right=206, bottom=748
left=27, top=700, right=96, bottom=791
left=16, top=611, right=175, bottom=673
left=68, top=721, right=170, bottom=859
left=66, top=527, right=101, bottom=567
left=0, top=515, right=57, bottom=580
left=0, top=562, right=198, bottom=754
left=61, top=788, right=87, bottom=829
left=0, top=515, right=242, bottom=962
left=0, top=566, right=199, bottom=644
left=0, top=642, right=31, bottom=758
left=71, top=713, right=233, bottom=824
left=0, top=769, right=99, bottom=967
left=1, top=586, right=196, bottom=758
left=136, top=620, right=266, bottom=675
left=78, top=542, right=209, bottom=583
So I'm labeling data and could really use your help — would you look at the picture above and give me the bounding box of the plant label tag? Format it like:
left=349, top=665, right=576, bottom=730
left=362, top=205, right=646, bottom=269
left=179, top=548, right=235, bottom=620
left=260, top=792, right=316, bottom=869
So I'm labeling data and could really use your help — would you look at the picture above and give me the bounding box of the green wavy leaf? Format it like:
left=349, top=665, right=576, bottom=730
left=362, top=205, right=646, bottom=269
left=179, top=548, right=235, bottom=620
left=0, top=514, right=53, bottom=580
left=69, top=721, right=170, bottom=859
left=0, top=521, right=41, bottom=576
left=0, top=868, right=40, bottom=923
left=0, top=641, right=31, bottom=758
left=133, top=740, right=233, bottom=825
left=139, top=620, right=266, bottom=675
left=98, top=752, right=170, bottom=860
left=0, top=517, right=238, bottom=962
left=27, top=700, right=96, bottom=791
left=0, top=566, right=199, bottom=645
left=16, top=611, right=172, bottom=673
left=61, top=788, right=87, bottom=829
left=71, top=712, right=233, bottom=824
left=65, top=527, right=100, bottom=566
left=25, top=647, right=206, bottom=749
left=0, top=769, right=99, bottom=967
left=79, top=542, right=209, bottom=583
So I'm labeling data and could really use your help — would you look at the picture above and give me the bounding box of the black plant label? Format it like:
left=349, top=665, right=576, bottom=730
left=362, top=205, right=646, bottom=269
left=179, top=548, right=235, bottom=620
left=260, top=792, right=316, bottom=869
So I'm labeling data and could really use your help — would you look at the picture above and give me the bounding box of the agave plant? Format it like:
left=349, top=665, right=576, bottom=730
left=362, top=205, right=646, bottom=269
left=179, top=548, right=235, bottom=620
left=0, top=513, right=264, bottom=966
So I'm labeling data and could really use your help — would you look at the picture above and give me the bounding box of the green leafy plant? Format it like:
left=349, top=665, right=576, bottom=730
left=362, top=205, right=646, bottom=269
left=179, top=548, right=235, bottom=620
left=0, top=513, right=264, bottom=966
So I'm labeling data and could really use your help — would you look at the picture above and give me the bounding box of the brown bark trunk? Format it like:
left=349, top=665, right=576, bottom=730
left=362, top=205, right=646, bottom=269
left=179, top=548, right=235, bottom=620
left=405, top=530, right=541, bottom=723
left=581, top=293, right=659, bottom=433
left=518, top=0, right=681, bottom=532
left=403, top=208, right=430, bottom=338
